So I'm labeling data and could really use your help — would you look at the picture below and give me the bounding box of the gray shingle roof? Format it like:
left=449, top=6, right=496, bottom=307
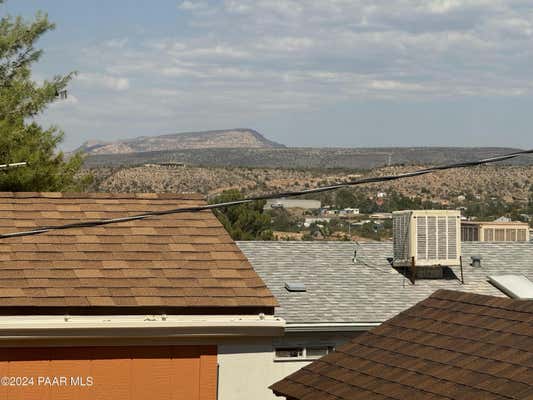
left=237, top=241, right=533, bottom=325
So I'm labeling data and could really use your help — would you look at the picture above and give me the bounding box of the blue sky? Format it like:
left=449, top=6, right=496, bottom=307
left=4, top=0, right=533, bottom=150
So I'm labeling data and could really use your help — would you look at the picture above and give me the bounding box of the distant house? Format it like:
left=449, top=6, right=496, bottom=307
left=520, top=213, right=531, bottom=222
left=265, top=198, right=321, bottom=210
left=338, top=207, right=359, bottom=216
left=494, top=215, right=512, bottom=222
left=349, top=219, right=371, bottom=226
left=462, top=220, right=530, bottom=242
left=270, top=289, right=533, bottom=400
left=237, top=240, right=533, bottom=399
left=369, top=212, right=392, bottom=220
left=303, top=217, right=331, bottom=228
left=0, top=192, right=282, bottom=400
left=322, top=208, right=339, bottom=216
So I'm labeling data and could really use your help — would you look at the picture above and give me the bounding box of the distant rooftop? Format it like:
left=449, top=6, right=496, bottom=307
left=462, top=220, right=529, bottom=226
left=237, top=241, right=533, bottom=325
left=264, top=198, right=321, bottom=210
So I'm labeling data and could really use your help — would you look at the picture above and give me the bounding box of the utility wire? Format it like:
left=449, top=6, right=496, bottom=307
left=0, top=162, right=27, bottom=170
left=0, top=149, right=532, bottom=240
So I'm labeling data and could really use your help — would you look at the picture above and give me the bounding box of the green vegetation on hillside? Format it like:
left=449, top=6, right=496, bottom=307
left=209, top=190, right=273, bottom=240
left=91, top=163, right=533, bottom=239
left=325, top=188, right=439, bottom=214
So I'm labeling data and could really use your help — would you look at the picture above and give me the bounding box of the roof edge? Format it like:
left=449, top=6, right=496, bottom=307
left=0, top=306, right=277, bottom=316
left=285, top=322, right=380, bottom=333
left=0, top=314, right=286, bottom=339
left=0, top=192, right=205, bottom=200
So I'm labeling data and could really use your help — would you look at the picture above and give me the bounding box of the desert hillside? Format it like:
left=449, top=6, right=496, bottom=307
left=89, top=164, right=533, bottom=204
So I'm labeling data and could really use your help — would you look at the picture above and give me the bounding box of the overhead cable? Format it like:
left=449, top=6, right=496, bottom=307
left=0, top=162, right=27, bottom=170
left=0, top=149, right=532, bottom=240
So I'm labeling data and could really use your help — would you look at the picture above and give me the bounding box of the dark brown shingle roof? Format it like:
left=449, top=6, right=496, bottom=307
left=271, top=290, right=533, bottom=400
left=0, top=192, right=277, bottom=310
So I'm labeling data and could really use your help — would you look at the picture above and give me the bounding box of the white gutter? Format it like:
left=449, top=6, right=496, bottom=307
left=0, top=314, right=285, bottom=338
left=285, top=322, right=380, bottom=333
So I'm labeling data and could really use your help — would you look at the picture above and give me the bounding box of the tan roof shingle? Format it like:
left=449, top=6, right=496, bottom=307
left=0, top=192, right=277, bottom=310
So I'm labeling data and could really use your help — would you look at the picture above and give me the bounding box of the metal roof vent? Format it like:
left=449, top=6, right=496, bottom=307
left=471, top=256, right=482, bottom=268
left=285, top=282, right=306, bottom=292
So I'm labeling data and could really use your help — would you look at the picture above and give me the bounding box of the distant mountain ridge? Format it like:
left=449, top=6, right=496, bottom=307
left=84, top=146, right=532, bottom=170
left=76, top=129, right=285, bottom=155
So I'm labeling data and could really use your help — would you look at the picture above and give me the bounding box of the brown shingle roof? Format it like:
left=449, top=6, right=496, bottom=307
left=0, top=192, right=277, bottom=310
left=271, top=290, right=533, bottom=400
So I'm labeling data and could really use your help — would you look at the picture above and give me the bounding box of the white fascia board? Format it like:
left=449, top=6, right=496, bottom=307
left=0, top=315, right=286, bottom=338
left=285, top=322, right=380, bottom=333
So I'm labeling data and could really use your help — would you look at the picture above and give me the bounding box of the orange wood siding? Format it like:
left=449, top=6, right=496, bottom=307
left=0, top=345, right=217, bottom=400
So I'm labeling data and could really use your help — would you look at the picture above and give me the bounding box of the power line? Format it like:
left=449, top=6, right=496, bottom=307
left=0, top=162, right=27, bottom=170
left=0, top=149, right=532, bottom=240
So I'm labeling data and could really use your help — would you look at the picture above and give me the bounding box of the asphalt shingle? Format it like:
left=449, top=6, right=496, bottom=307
left=237, top=241, right=533, bottom=324
left=270, top=289, right=533, bottom=400
left=0, top=192, right=277, bottom=310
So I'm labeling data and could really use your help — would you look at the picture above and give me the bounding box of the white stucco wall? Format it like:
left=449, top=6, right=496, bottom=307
left=217, top=332, right=362, bottom=400
left=218, top=341, right=304, bottom=400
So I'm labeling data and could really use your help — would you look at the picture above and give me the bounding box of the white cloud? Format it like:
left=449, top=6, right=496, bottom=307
left=256, top=37, right=315, bottom=52
left=369, top=80, right=425, bottom=91
left=104, top=38, right=129, bottom=48
left=76, top=1, right=533, bottom=104
left=161, top=66, right=206, bottom=78
left=49, top=94, right=79, bottom=108
left=46, top=0, right=533, bottom=148
left=178, top=1, right=209, bottom=11
left=77, top=73, right=130, bottom=91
